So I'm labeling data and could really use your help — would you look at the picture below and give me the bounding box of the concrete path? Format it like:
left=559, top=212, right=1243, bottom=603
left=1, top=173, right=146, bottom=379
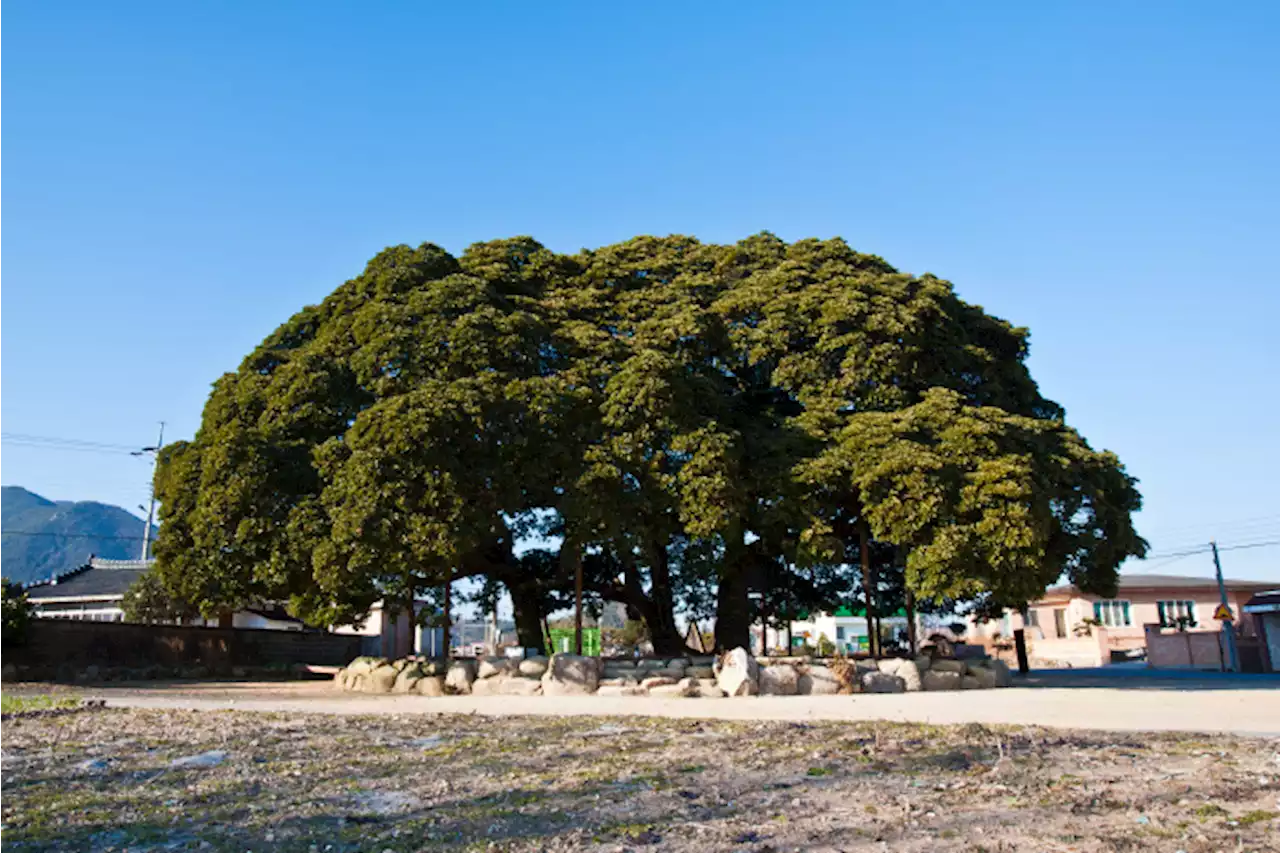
left=56, top=676, right=1280, bottom=737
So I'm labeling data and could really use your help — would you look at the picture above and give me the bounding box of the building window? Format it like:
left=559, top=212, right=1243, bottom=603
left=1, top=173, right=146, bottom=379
left=1157, top=600, right=1197, bottom=628
left=1093, top=600, right=1132, bottom=628
left=836, top=627, right=846, bottom=641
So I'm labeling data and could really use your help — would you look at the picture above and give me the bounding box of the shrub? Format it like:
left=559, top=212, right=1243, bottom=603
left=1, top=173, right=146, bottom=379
left=2, top=579, right=32, bottom=647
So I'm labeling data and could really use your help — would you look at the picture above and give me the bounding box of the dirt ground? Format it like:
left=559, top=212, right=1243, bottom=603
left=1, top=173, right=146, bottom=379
left=14, top=671, right=1280, bottom=736
left=3, top=702, right=1279, bottom=852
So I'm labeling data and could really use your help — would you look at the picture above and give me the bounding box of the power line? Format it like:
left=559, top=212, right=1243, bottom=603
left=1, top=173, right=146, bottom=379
left=0, top=530, right=148, bottom=541
left=1217, top=539, right=1280, bottom=554
left=1, top=432, right=143, bottom=456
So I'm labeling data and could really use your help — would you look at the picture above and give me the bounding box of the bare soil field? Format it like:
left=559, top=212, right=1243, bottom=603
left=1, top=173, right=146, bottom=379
left=2, top=703, right=1278, bottom=852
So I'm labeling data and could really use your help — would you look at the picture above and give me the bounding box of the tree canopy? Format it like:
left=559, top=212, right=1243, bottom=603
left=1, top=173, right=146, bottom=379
left=153, top=234, right=1146, bottom=653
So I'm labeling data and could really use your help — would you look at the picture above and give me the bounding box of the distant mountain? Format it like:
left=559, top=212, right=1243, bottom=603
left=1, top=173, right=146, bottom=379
left=1, top=486, right=149, bottom=585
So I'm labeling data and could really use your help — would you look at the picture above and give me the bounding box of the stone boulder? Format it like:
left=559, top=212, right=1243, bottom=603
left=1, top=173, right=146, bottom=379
left=649, top=677, right=697, bottom=698
left=392, top=666, right=423, bottom=694
left=930, top=659, right=965, bottom=674
left=716, top=647, right=759, bottom=697
left=860, top=671, right=906, bottom=693
left=759, top=664, right=800, bottom=696
left=686, top=665, right=715, bottom=679
left=416, top=675, right=446, bottom=697
left=477, top=657, right=512, bottom=679
left=518, top=656, right=549, bottom=678
left=960, top=675, right=982, bottom=690
left=965, top=659, right=1012, bottom=687
left=922, top=670, right=962, bottom=691
left=346, top=657, right=386, bottom=676
left=541, top=654, right=600, bottom=696
left=499, top=676, right=543, bottom=696
left=697, top=678, right=726, bottom=697
left=470, top=676, right=501, bottom=696
left=877, top=658, right=923, bottom=692
left=597, top=684, right=645, bottom=697
left=913, top=655, right=933, bottom=673
left=445, top=660, right=477, bottom=694
left=796, top=664, right=842, bottom=695
left=366, top=664, right=399, bottom=693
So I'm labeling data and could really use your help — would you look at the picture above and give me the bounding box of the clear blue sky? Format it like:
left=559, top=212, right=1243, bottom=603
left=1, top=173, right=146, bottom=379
left=4, top=2, right=1278, bottom=581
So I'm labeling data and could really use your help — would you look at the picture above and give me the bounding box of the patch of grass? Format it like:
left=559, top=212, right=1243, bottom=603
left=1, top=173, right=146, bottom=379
left=1194, top=803, right=1228, bottom=820
left=677, top=764, right=705, bottom=773
left=0, top=694, right=79, bottom=713
left=806, top=766, right=832, bottom=777
left=1236, top=810, right=1278, bottom=826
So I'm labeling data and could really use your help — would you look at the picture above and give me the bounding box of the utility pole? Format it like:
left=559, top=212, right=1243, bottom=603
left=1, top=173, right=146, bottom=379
left=1210, top=540, right=1240, bottom=672
left=134, top=422, right=165, bottom=561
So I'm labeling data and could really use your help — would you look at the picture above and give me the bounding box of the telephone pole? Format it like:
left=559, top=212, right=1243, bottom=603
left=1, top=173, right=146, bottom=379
left=1210, top=540, right=1240, bottom=673
left=134, top=422, right=165, bottom=561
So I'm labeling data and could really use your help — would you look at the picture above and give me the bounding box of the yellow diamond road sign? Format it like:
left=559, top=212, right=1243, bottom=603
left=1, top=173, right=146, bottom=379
left=1213, top=603, right=1234, bottom=621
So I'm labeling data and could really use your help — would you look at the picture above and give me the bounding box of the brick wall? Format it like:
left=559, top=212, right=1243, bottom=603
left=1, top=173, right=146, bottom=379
left=7, top=620, right=362, bottom=671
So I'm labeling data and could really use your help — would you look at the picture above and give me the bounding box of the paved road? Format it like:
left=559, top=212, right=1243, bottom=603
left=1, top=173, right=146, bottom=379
left=31, top=672, right=1280, bottom=736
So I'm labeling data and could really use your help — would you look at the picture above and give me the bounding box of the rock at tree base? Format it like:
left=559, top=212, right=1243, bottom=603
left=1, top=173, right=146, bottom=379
left=541, top=654, right=599, bottom=696
left=759, top=664, right=800, bottom=695
left=697, top=678, right=727, bottom=697
left=596, top=684, right=645, bottom=697
left=366, top=665, right=399, bottom=693
left=416, top=675, right=446, bottom=697
left=967, top=659, right=1012, bottom=687
left=649, top=677, right=697, bottom=697
left=469, top=676, right=500, bottom=695
left=797, top=665, right=842, bottom=695
left=930, top=659, right=965, bottom=674
left=518, top=656, right=549, bottom=678
left=861, top=671, right=906, bottom=693
left=716, top=647, right=759, bottom=697
left=961, top=675, right=982, bottom=690
left=477, top=657, right=511, bottom=679
left=499, top=676, right=543, bottom=696
left=876, top=659, right=923, bottom=691
left=392, top=672, right=420, bottom=694
left=445, top=660, right=477, bottom=694
left=345, top=657, right=385, bottom=676
left=922, top=670, right=962, bottom=691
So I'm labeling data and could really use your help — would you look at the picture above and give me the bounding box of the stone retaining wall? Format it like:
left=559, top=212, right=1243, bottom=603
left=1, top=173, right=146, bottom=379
left=332, top=649, right=1013, bottom=697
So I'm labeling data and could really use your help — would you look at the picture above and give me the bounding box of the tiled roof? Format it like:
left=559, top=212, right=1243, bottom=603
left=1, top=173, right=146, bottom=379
left=1043, top=573, right=1278, bottom=598
left=26, top=560, right=152, bottom=600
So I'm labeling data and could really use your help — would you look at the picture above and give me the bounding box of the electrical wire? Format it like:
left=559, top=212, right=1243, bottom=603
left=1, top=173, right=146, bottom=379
left=1, top=432, right=143, bottom=456
left=0, top=527, right=147, bottom=540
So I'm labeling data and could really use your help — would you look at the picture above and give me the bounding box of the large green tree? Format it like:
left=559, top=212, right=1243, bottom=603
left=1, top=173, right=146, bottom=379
left=153, top=234, right=1145, bottom=654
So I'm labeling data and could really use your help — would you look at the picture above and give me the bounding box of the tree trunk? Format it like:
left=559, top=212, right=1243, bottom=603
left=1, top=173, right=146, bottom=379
left=561, top=540, right=582, bottom=655
left=644, top=539, right=684, bottom=655
left=859, top=521, right=878, bottom=657
left=508, top=580, right=546, bottom=654
left=715, top=526, right=751, bottom=651
left=440, top=575, right=451, bottom=660
left=905, top=584, right=918, bottom=656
